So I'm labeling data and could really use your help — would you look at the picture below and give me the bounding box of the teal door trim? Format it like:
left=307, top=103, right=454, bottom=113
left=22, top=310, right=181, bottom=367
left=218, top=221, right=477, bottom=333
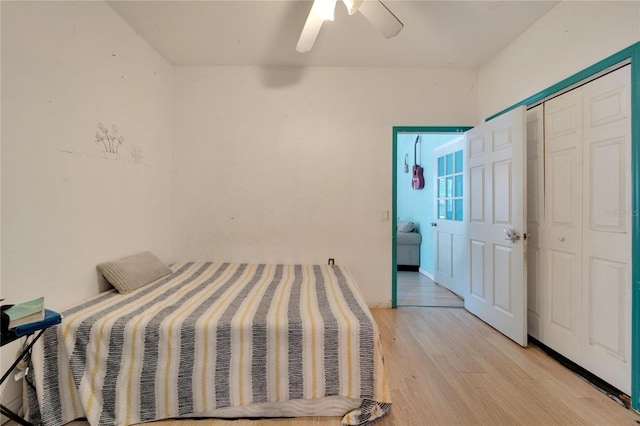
left=483, top=41, right=640, bottom=412
left=391, top=126, right=471, bottom=309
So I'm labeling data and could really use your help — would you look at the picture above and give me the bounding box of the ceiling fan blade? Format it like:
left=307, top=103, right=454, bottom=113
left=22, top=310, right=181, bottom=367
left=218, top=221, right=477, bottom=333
left=296, top=8, right=324, bottom=53
left=358, top=0, right=403, bottom=39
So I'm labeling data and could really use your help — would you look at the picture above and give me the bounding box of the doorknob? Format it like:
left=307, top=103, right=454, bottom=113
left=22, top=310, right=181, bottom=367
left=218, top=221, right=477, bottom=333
left=431, top=222, right=437, bottom=227
left=503, top=228, right=521, bottom=243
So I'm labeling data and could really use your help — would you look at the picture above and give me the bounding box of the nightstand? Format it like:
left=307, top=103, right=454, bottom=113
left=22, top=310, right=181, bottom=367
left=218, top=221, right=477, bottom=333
left=1, top=309, right=61, bottom=426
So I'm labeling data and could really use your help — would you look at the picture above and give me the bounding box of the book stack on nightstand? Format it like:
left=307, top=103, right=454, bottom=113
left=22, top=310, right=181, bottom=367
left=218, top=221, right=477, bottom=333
left=1, top=297, right=61, bottom=343
left=2, top=297, right=62, bottom=346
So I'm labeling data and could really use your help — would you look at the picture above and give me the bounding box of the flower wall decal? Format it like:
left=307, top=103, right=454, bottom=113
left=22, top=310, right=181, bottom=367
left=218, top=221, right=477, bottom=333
left=131, top=146, right=143, bottom=164
left=95, top=122, right=125, bottom=159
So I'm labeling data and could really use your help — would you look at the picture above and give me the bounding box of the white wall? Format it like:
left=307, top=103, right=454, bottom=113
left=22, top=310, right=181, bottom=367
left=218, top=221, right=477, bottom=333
left=172, top=66, right=477, bottom=307
left=478, top=1, right=640, bottom=121
left=1, top=0, right=173, bottom=415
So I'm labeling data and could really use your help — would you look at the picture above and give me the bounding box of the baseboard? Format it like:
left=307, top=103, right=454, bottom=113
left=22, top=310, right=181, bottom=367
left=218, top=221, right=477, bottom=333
left=396, top=267, right=434, bottom=280
left=397, top=265, right=419, bottom=272
left=418, top=268, right=434, bottom=280
left=529, top=336, right=631, bottom=409
left=367, top=301, right=392, bottom=308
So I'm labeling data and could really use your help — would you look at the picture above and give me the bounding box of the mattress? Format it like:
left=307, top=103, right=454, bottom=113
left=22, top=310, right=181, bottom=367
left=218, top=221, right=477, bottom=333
left=27, top=262, right=391, bottom=426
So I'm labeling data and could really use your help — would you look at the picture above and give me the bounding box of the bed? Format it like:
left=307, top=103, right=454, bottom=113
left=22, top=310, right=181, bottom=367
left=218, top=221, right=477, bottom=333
left=26, top=261, right=391, bottom=426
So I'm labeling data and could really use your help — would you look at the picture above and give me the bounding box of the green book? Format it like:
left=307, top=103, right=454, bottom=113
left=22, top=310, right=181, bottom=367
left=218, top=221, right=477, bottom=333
left=4, top=297, right=45, bottom=328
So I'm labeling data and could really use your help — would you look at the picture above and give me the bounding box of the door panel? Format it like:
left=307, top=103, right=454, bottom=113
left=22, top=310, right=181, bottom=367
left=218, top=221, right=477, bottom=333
left=470, top=240, right=485, bottom=298
left=548, top=249, right=577, bottom=332
left=548, top=150, right=576, bottom=225
left=436, top=233, right=452, bottom=277
left=589, top=138, right=626, bottom=232
left=464, top=106, right=527, bottom=347
left=493, top=160, right=512, bottom=224
left=526, top=105, right=544, bottom=339
left=493, top=245, right=513, bottom=313
left=469, top=166, right=485, bottom=222
left=544, top=88, right=583, bottom=361
left=452, top=234, right=465, bottom=283
left=581, top=65, right=631, bottom=394
left=588, top=257, right=626, bottom=358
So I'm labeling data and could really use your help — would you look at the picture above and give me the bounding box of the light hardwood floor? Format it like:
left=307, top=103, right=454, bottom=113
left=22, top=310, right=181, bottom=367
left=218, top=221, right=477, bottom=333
left=397, top=271, right=464, bottom=307
left=50, top=308, right=639, bottom=426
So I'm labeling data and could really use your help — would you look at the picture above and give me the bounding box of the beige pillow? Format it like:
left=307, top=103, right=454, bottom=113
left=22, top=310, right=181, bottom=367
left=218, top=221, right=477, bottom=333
left=97, top=251, right=172, bottom=294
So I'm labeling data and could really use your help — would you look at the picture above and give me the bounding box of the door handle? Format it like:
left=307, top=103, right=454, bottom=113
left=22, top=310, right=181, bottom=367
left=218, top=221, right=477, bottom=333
left=503, top=228, right=521, bottom=243
left=431, top=222, right=437, bottom=227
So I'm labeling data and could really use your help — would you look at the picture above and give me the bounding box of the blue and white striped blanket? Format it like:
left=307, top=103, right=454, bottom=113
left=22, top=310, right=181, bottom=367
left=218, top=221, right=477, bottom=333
left=28, top=262, right=391, bottom=425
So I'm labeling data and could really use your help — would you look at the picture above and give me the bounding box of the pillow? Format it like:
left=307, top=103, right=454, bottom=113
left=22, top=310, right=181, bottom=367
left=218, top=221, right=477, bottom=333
left=397, top=221, right=414, bottom=233
left=97, top=251, right=172, bottom=294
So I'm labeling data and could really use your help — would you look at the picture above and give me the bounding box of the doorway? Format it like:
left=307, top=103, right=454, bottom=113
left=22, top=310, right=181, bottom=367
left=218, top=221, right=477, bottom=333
left=392, top=128, right=470, bottom=307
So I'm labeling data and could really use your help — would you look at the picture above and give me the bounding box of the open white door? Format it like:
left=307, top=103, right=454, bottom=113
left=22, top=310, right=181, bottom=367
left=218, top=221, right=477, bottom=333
left=432, top=137, right=466, bottom=298
left=464, top=106, right=527, bottom=347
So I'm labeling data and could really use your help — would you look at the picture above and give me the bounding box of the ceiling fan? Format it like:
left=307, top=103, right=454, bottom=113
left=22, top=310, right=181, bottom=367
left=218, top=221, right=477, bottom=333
left=296, top=0, right=404, bottom=53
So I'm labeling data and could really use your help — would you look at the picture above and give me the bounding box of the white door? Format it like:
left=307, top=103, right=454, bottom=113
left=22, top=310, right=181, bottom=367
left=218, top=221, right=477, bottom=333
left=433, top=137, right=466, bottom=297
left=542, top=65, right=631, bottom=394
left=526, top=105, right=544, bottom=340
left=465, top=106, right=527, bottom=347
left=543, top=86, right=583, bottom=361
left=580, top=66, right=632, bottom=394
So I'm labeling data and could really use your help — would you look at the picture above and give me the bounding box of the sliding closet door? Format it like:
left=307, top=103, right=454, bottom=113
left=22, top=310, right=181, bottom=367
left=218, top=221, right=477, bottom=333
left=526, top=105, right=544, bottom=340
left=580, top=65, right=632, bottom=395
left=542, top=65, right=631, bottom=394
left=543, top=88, right=584, bottom=361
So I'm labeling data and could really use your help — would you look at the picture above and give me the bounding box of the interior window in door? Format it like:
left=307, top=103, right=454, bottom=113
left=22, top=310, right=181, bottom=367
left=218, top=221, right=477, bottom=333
left=437, top=150, right=464, bottom=221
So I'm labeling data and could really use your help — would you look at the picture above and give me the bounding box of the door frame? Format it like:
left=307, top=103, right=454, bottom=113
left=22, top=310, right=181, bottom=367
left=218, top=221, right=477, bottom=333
left=485, top=41, right=640, bottom=412
left=391, top=127, right=471, bottom=309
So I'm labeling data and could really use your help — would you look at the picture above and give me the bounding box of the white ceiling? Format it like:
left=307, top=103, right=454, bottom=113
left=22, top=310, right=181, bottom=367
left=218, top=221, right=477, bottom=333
left=107, top=0, right=559, bottom=68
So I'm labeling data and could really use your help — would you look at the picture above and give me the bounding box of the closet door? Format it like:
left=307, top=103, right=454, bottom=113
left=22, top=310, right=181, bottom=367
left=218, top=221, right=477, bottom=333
left=543, top=88, right=583, bottom=361
left=526, top=105, right=544, bottom=340
left=581, top=65, right=631, bottom=394
left=542, top=65, right=632, bottom=394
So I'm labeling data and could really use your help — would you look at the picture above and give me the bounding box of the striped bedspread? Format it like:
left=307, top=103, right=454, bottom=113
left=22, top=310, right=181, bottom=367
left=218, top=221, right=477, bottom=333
left=27, top=262, right=391, bottom=426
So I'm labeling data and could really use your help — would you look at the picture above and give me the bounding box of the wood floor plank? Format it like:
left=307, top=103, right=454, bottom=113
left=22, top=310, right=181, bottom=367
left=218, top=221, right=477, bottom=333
left=460, top=372, right=537, bottom=425
left=397, top=272, right=464, bottom=307
left=373, top=308, right=637, bottom=426
left=16, top=308, right=638, bottom=426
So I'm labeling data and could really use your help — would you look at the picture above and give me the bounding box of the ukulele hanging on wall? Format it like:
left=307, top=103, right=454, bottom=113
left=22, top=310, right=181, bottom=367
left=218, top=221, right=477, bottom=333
left=411, top=135, right=425, bottom=190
